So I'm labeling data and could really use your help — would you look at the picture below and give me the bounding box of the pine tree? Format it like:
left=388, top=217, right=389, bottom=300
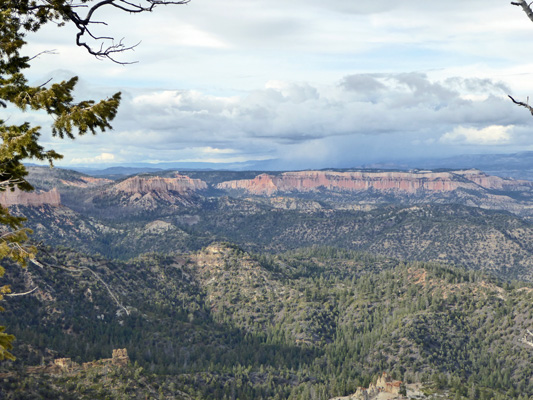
left=0, top=0, right=188, bottom=360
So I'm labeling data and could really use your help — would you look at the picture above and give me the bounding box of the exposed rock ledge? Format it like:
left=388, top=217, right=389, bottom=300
left=0, top=188, right=61, bottom=207
left=217, top=169, right=531, bottom=196
left=330, top=372, right=412, bottom=400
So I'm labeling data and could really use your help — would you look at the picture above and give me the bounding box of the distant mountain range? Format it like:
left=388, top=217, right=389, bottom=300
left=376, top=151, right=533, bottom=180
left=28, top=150, right=533, bottom=180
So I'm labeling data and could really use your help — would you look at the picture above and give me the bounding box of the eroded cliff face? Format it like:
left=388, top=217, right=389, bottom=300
left=112, top=173, right=207, bottom=194
left=216, top=170, right=530, bottom=196
left=103, top=173, right=207, bottom=209
left=0, top=188, right=61, bottom=207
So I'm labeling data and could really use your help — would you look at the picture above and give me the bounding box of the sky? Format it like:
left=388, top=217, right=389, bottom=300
left=11, top=0, right=533, bottom=170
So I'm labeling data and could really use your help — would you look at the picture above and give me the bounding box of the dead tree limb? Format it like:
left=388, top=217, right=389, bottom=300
left=18, top=0, right=191, bottom=63
left=5, top=287, right=38, bottom=297
left=508, top=95, right=533, bottom=116
left=69, top=0, right=190, bottom=63
left=520, top=329, right=533, bottom=347
left=511, top=0, right=533, bottom=23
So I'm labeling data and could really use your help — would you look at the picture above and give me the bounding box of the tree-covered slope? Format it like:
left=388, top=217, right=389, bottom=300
left=193, top=203, right=533, bottom=281
left=13, top=200, right=533, bottom=281
left=2, top=245, right=533, bottom=399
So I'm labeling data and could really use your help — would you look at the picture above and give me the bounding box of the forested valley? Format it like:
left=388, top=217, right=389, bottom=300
left=2, top=167, right=533, bottom=399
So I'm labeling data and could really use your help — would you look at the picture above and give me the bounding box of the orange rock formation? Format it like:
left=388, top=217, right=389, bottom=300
left=217, top=170, right=529, bottom=196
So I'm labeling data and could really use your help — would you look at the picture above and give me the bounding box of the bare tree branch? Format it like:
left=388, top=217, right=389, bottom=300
left=511, top=0, right=533, bottom=22
left=508, top=95, right=533, bottom=115
left=28, top=50, right=58, bottom=62
left=21, top=0, right=190, bottom=63
left=5, top=287, right=38, bottom=297
left=64, top=0, right=190, bottom=63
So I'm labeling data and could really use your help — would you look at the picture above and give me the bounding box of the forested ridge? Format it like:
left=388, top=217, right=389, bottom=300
left=2, top=244, right=533, bottom=399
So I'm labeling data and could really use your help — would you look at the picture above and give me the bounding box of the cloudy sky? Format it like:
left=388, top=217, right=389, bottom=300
left=14, top=0, right=533, bottom=169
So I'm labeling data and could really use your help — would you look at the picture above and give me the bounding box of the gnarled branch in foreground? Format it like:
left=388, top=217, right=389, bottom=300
left=508, top=95, right=533, bottom=116
left=509, top=2, right=533, bottom=115
left=511, top=0, right=533, bottom=23
left=8, top=0, right=190, bottom=64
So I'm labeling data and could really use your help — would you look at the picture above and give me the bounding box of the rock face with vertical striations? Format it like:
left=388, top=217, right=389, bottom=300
left=98, top=173, right=208, bottom=209
left=0, top=188, right=61, bottom=207
left=112, top=173, right=207, bottom=195
left=216, top=169, right=533, bottom=196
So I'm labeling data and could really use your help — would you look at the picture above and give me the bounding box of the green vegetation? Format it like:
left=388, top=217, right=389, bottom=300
left=2, top=244, right=533, bottom=399
left=0, top=0, right=126, bottom=360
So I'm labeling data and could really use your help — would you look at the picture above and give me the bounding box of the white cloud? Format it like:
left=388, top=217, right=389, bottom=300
left=440, top=125, right=514, bottom=145
left=16, top=0, right=533, bottom=168
left=69, top=153, right=116, bottom=164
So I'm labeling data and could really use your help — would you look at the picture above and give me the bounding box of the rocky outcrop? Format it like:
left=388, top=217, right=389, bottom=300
left=217, top=169, right=532, bottom=196
left=330, top=372, right=404, bottom=400
left=112, top=173, right=207, bottom=195
left=0, top=188, right=61, bottom=207
left=24, top=348, right=130, bottom=375
left=97, top=173, right=207, bottom=210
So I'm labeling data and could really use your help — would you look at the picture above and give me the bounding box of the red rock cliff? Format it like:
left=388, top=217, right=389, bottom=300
left=216, top=170, right=530, bottom=196
left=0, top=188, right=61, bottom=207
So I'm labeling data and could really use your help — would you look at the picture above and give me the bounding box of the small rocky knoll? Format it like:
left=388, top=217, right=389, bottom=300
left=0, top=188, right=61, bottom=207
left=216, top=169, right=532, bottom=196
left=331, top=372, right=422, bottom=400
